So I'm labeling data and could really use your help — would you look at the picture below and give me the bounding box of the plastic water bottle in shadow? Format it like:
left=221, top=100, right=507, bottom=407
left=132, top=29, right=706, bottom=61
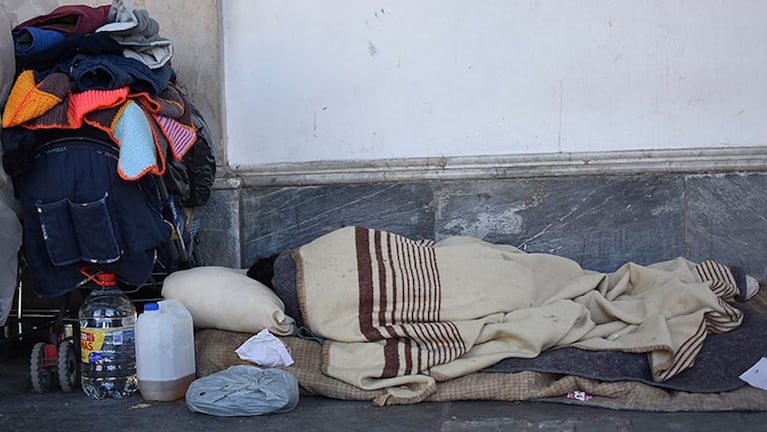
left=78, top=270, right=138, bottom=399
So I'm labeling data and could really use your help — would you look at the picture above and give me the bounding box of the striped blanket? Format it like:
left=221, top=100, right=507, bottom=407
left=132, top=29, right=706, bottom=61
left=294, top=227, right=743, bottom=403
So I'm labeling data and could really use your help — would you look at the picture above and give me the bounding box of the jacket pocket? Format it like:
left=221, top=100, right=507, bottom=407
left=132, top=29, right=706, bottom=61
left=37, top=198, right=80, bottom=266
left=70, top=192, right=124, bottom=264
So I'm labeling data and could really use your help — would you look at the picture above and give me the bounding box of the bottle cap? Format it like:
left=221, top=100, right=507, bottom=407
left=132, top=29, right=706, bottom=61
left=144, top=303, right=159, bottom=311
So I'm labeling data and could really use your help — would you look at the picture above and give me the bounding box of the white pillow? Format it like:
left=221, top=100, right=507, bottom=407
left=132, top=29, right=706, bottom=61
left=161, top=266, right=295, bottom=335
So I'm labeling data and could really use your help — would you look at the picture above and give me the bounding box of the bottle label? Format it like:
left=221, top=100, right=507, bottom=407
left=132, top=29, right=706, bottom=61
left=80, top=328, right=105, bottom=364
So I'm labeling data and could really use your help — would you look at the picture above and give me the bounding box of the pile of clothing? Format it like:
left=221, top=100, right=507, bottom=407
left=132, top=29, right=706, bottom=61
left=0, top=0, right=215, bottom=298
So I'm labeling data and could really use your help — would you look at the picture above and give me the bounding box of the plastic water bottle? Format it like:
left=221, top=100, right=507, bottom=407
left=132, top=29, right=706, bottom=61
left=78, top=272, right=138, bottom=399
left=135, top=299, right=196, bottom=401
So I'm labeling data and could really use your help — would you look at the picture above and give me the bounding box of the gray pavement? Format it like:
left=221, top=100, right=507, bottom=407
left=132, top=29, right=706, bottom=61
left=2, top=336, right=767, bottom=432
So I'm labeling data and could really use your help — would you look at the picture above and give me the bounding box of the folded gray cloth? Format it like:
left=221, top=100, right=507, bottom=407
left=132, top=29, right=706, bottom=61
left=96, top=1, right=172, bottom=69
left=97, top=0, right=139, bottom=33
left=108, top=8, right=159, bottom=38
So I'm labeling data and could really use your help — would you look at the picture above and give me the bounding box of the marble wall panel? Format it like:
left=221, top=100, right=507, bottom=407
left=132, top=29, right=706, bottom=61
left=240, top=183, right=434, bottom=266
left=195, top=188, right=241, bottom=268
left=201, top=173, right=766, bottom=282
left=687, top=173, right=767, bottom=280
left=433, top=175, right=686, bottom=273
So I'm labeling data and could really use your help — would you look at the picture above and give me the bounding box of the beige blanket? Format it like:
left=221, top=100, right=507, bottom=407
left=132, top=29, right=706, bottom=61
left=295, top=226, right=743, bottom=402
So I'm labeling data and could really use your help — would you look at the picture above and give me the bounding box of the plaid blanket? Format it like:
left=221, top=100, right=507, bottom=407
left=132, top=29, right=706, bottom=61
left=294, top=227, right=743, bottom=402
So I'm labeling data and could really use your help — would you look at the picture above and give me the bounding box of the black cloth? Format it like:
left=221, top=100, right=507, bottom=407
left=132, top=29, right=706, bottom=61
left=164, top=102, right=216, bottom=208
left=247, top=251, right=303, bottom=329
left=53, top=53, right=174, bottom=93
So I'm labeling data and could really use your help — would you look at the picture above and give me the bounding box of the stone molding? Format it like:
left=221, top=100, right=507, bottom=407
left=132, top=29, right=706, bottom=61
left=215, top=146, right=767, bottom=188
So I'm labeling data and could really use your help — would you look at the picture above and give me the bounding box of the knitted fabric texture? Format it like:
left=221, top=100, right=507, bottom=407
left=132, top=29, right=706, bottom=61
left=134, top=86, right=186, bottom=118
left=133, top=86, right=196, bottom=160
left=2, top=70, right=64, bottom=128
left=157, top=114, right=196, bottom=160
left=67, top=87, right=130, bottom=127
left=111, top=100, right=160, bottom=180
left=22, top=85, right=129, bottom=130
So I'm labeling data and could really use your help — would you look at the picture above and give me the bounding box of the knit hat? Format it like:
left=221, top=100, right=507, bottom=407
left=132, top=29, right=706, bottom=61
left=14, top=4, right=111, bottom=35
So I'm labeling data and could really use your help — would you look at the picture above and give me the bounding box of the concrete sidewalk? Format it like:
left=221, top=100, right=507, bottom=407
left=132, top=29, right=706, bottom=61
left=2, top=337, right=767, bottom=432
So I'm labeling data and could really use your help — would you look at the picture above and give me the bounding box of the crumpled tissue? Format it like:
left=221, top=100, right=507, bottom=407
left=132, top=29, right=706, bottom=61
left=235, top=328, right=294, bottom=367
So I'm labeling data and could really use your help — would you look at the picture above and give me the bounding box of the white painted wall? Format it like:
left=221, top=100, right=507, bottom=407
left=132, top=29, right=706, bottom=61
left=224, top=0, right=767, bottom=166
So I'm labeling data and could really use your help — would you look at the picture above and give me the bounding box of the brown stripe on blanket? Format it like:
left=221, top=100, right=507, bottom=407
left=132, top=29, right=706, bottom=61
left=373, top=230, right=389, bottom=335
left=382, top=339, right=400, bottom=377
left=355, top=227, right=382, bottom=341
left=656, top=318, right=707, bottom=381
left=357, top=227, right=467, bottom=377
left=702, top=297, right=744, bottom=329
left=695, top=260, right=739, bottom=301
left=383, top=231, right=398, bottom=333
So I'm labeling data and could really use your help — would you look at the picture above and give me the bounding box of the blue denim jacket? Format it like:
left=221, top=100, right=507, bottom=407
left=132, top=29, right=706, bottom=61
left=14, top=137, right=171, bottom=297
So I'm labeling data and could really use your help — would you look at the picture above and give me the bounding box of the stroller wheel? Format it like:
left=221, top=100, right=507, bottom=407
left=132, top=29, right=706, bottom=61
left=57, top=341, right=78, bottom=392
left=30, top=342, right=55, bottom=393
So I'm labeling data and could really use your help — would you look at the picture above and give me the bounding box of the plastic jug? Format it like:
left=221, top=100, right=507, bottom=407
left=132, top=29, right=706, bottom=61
left=135, top=299, right=196, bottom=401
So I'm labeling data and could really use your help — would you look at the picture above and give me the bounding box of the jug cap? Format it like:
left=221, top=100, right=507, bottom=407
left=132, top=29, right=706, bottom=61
left=144, top=303, right=159, bottom=311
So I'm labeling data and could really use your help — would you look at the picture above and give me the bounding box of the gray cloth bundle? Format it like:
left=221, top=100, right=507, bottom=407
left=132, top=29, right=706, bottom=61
left=185, top=365, right=300, bottom=417
left=96, top=0, right=173, bottom=69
